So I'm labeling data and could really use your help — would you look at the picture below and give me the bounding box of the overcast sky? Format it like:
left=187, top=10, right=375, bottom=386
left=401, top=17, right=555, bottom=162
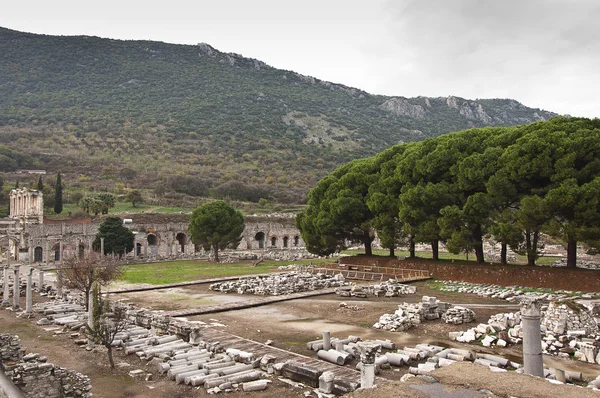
left=2, top=0, right=599, bottom=117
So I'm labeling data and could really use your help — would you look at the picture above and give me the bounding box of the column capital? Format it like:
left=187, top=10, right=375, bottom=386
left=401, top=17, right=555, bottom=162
left=519, top=297, right=543, bottom=318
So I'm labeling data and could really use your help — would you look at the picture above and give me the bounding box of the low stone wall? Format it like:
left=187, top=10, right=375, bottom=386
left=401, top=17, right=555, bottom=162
left=343, top=257, right=600, bottom=292
left=0, top=334, right=92, bottom=398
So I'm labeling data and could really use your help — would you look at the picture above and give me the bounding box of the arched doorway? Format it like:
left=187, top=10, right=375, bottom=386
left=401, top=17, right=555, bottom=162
left=78, top=243, right=85, bottom=259
left=52, top=243, right=60, bottom=261
left=136, top=243, right=142, bottom=256
left=293, top=236, right=300, bottom=246
left=34, top=246, right=43, bottom=262
left=176, top=233, right=187, bottom=254
left=283, top=236, right=289, bottom=248
left=271, top=237, right=277, bottom=247
left=147, top=234, right=158, bottom=256
left=255, top=232, right=265, bottom=249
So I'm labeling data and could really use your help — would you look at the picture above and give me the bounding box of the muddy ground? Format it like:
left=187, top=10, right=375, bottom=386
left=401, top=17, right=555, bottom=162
left=2, top=281, right=600, bottom=397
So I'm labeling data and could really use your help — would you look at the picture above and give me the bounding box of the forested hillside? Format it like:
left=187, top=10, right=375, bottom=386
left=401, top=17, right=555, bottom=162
left=0, top=27, right=556, bottom=203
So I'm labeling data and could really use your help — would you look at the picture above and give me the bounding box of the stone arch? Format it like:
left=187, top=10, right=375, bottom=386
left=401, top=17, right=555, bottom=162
left=176, top=232, right=187, bottom=253
left=293, top=235, right=300, bottom=246
left=271, top=236, right=277, bottom=247
left=147, top=234, right=158, bottom=256
left=255, top=232, right=265, bottom=249
left=34, top=246, right=43, bottom=262
left=283, top=236, right=289, bottom=248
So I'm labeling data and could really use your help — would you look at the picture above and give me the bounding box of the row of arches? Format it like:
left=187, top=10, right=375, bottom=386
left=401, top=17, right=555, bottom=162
left=254, top=232, right=300, bottom=249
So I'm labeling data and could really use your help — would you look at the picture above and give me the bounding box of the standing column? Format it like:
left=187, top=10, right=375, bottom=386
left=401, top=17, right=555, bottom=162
left=2, top=265, right=10, bottom=305
left=13, top=265, right=20, bottom=310
left=25, top=267, right=33, bottom=314
left=100, top=238, right=105, bottom=256
left=322, top=331, right=331, bottom=351
left=38, top=269, right=44, bottom=290
left=59, top=240, right=64, bottom=265
left=358, top=342, right=380, bottom=389
left=45, top=240, right=49, bottom=266
left=520, top=297, right=544, bottom=377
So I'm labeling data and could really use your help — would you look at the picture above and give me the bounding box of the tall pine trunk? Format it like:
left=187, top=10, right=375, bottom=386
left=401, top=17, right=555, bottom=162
left=431, top=239, right=439, bottom=261
left=526, top=230, right=538, bottom=266
left=408, top=235, right=416, bottom=258
left=363, top=235, right=372, bottom=256
left=106, top=345, right=115, bottom=368
left=213, top=244, right=220, bottom=263
left=473, top=225, right=485, bottom=263
left=566, top=239, right=577, bottom=268
left=500, top=242, right=507, bottom=265
left=389, top=246, right=395, bottom=257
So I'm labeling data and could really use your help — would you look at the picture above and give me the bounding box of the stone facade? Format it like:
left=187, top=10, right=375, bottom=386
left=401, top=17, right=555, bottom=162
left=1, top=204, right=305, bottom=264
left=9, top=189, right=43, bottom=225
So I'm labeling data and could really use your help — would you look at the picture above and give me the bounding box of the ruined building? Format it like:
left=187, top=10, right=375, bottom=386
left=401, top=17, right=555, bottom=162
left=0, top=188, right=305, bottom=263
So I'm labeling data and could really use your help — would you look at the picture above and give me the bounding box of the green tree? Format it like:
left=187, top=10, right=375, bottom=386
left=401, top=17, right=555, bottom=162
left=125, top=190, right=143, bottom=207
left=297, top=158, right=376, bottom=256
left=36, top=175, right=43, bottom=190
left=93, top=216, right=134, bottom=256
left=95, top=193, right=116, bottom=214
left=188, top=201, right=245, bottom=262
left=54, top=173, right=63, bottom=214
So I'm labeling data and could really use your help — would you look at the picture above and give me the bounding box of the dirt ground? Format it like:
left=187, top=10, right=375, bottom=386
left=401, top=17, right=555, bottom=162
left=2, top=281, right=600, bottom=398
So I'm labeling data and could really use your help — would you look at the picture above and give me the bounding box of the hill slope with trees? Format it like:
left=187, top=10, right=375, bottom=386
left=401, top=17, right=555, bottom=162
left=0, top=27, right=556, bottom=204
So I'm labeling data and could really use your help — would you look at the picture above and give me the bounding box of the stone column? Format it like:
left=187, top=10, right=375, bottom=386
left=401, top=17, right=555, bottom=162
left=100, top=238, right=105, bottom=256
left=2, top=265, right=10, bottom=305
left=26, top=267, right=33, bottom=314
left=358, top=342, right=380, bottom=389
left=520, top=297, right=544, bottom=377
left=56, top=261, right=63, bottom=298
left=45, top=240, right=49, bottom=266
left=59, top=240, right=64, bottom=265
left=88, top=289, right=94, bottom=329
left=38, top=269, right=44, bottom=290
left=13, top=265, right=20, bottom=310
left=28, top=238, right=32, bottom=265
left=323, top=331, right=331, bottom=351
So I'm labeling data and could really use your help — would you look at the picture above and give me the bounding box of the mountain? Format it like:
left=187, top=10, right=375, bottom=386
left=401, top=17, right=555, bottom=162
left=0, top=27, right=557, bottom=203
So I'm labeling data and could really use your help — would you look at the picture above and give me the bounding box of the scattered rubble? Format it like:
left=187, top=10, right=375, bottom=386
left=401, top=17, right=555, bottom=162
left=209, top=272, right=350, bottom=296
left=336, top=280, right=416, bottom=298
left=373, top=296, right=463, bottom=332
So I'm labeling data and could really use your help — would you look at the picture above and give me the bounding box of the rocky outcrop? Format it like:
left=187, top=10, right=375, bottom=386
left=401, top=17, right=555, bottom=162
left=379, top=98, right=427, bottom=119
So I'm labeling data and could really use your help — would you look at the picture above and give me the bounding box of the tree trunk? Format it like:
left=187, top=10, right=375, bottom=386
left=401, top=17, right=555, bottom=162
left=363, top=235, right=372, bottom=256
left=473, top=225, right=485, bottom=263
left=526, top=230, right=537, bottom=266
left=409, top=235, right=416, bottom=258
left=389, top=246, right=395, bottom=257
left=431, top=240, right=439, bottom=261
left=500, top=242, right=507, bottom=265
left=213, top=244, right=219, bottom=263
left=566, top=239, right=577, bottom=268
left=107, top=345, right=115, bottom=368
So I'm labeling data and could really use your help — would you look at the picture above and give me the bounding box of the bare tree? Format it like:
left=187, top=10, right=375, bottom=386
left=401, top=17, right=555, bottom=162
left=87, top=282, right=128, bottom=368
left=62, top=254, right=122, bottom=310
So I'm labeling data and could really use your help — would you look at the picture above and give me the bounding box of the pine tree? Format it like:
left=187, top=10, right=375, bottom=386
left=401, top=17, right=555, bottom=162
left=54, top=173, right=63, bottom=214
left=36, top=175, right=43, bottom=190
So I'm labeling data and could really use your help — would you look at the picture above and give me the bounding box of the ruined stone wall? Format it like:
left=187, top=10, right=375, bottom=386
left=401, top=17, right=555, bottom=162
left=0, top=334, right=92, bottom=398
left=343, top=257, right=600, bottom=293
left=17, top=214, right=305, bottom=263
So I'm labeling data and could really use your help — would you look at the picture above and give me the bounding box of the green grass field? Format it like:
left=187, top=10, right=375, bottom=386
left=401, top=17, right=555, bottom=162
left=118, top=258, right=333, bottom=285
